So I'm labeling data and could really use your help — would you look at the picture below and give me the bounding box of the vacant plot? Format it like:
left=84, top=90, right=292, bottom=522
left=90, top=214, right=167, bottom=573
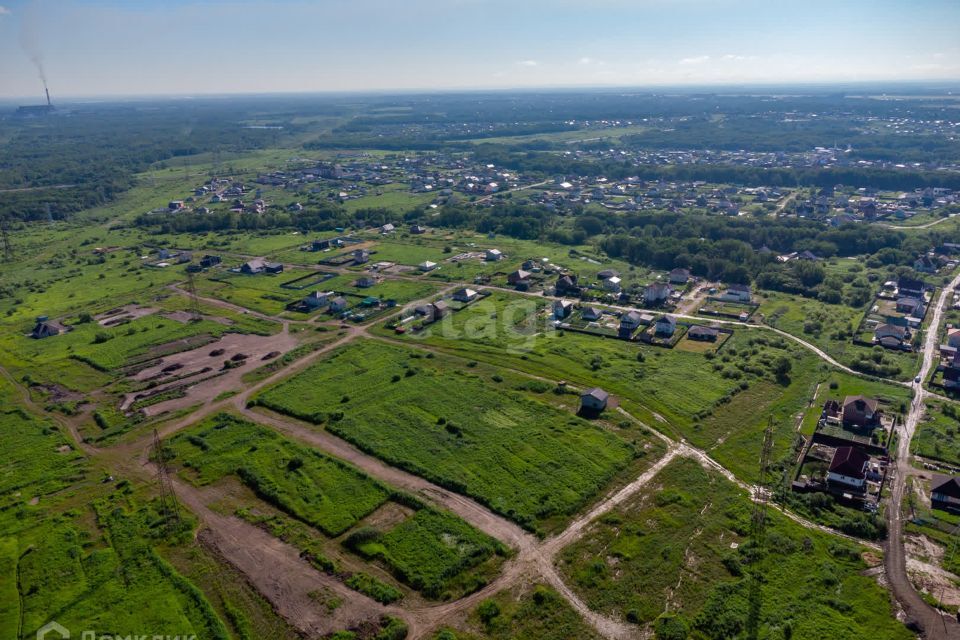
left=557, top=457, right=912, bottom=639
left=168, top=413, right=504, bottom=597
left=433, top=583, right=602, bottom=640
left=912, top=399, right=960, bottom=466
left=168, top=413, right=390, bottom=536
left=255, top=340, right=636, bottom=533
left=388, top=293, right=828, bottom=480
left=348, top=507, right=507, bottom=599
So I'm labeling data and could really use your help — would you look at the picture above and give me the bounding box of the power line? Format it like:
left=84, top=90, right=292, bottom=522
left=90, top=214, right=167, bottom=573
left=0, top=218, right=13, bottom=262
left=152, top=428, right=181, bottom=528
left=746, top=416, right=775, bottom=640
left=185, top=271, right=203, bottom=322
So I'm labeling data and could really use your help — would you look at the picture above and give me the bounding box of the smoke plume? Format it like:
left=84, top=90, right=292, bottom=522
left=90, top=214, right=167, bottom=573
left=18, top=2, right=47, bottom=89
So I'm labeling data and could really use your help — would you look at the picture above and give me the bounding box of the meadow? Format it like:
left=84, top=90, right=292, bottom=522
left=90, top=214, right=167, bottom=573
left=386, top=291, right=833, bottom=481
left=757, top=290, right=920, bottom=381
left=254, top=339, right=638, bottom=533
left=168, top=413, right=505, bottom=597
left=556, top=457, right=912, bottom=639
left=912, top=399, right=960, bottom=466
left=431, top=584, right=603, bottom=640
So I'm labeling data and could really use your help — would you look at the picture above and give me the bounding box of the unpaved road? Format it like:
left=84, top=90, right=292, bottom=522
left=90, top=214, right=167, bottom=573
left=885, top=271, right=960, bottom=638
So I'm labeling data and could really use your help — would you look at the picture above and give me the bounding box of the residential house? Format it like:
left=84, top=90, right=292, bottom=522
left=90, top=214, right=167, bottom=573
left=874, top=323, right=908, bottom=349
left=946, top=328, right=960, bottom=349
left=431, top=300, right=449, bottom=319
left=668, top=268, right=691, bottom=285
left=353, top=249, right=370, bottom=265
left=30, top=317, right=65, bottom=339
left=688, top=325, right=719, bottom=341
left=419, top=261, right=438, bottom=272
left=453, top=288, right=479, bottom=303
left=582, top=307, right=603, bottom=322
left=827, top=446, right=870, bottom=493
left=556, top=274, right=581, bottom=296
left=914, top=255, right=938, bottom=274
left=553, top=299, right=574, bottom=320
left=380, top=223, right=396, bottom=234
left=841, top=395, right=882, bottom=430
left=410, top=224, right=426, bottom=234
left=597, top=269, right=619, bottom=281
left=580, top=387, right=609, bottom=413
left=199, top=255, right=222, bottom=268
left=931, top=474, right=960, bottom=513
left=356, top=276, right=377, bottom=288
left=303, top=291, right=331, bottom=308
left=241, top=258, right=268, bottom=274
left=896, top=297, right=924, bottom=317
left=263, top=262, right=284, bottom=274
left=603, top=276, right=622, bottom=293
left=644, top=282, right=672, bottom=305
left=719, top=284, right=752, bottom=303
left=654, top=315, right=677, bottom=337
left=311, top=239, right=331, bottom=251
left=507, top=269, right=531, bottom=286
left=898, top=276, right=926, bottom=299
left=329, top=297, right=348, bottom=313
left=619, top=310, right=644, bottom=338
left=485, top=249, right=504, bottom=262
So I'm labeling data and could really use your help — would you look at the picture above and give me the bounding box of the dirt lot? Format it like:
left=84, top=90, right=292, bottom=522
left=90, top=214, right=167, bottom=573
left=123, top=329, right=299, bottom=416
left=95, top=304, right=159, bottom=326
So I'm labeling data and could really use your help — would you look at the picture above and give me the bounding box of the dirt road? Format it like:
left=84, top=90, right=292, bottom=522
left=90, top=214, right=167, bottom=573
left=885, top=272, right=960, bottom=638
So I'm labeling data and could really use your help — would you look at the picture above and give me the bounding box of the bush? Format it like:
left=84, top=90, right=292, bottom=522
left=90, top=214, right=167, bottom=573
left=477, top=599, right=501, bottom=626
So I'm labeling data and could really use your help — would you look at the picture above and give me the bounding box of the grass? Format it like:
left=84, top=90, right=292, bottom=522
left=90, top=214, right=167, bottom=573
left=758, top=290, right=920, bottom=380
left=348, top=507, right=507, bottom=599
left=912, top=399, right=960, bottom=466
left=167, top=413, right=391, bottom=537
left=168, top=413, right=504, bottom=598
left=557, top=457, right=912, bottom=639
left=254, top=339, right=638, bottom=533
left=432, top=583, right=602, bottom=640
left=381, top=291, right=831, bottom=481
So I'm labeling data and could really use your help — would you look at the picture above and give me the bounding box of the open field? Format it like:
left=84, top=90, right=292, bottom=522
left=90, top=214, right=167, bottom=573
left=912, top=399, right=960, bottom=467
left=254, top=339, right=641, bottom=533
left=383, top=291, right=832, bottom=481
left=167, top=413, right=505, bottom=598
left=557, top=457, right=913, bottom=639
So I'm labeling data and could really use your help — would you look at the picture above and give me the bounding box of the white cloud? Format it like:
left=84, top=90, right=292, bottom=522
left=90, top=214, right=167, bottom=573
left=722, top=54, right=754, bottom=61
left=578, top=57, right=593, bottom=64
left=518, top=59, right=539, bottom=67
left=678, top=55, right=710, bottom=65
left=0, top=6, right=11, bottom=15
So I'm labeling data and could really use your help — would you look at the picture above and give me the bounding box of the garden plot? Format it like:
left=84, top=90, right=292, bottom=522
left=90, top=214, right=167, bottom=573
left=95, top=304, right=160, bottom=326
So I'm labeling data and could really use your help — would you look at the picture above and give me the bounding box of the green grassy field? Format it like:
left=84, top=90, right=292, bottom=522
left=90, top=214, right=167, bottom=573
left=168, top=413, right=391, bottom=536
left=254, top=339, right=638, bottom=533
left=757, top=290, right=920, bottom=380
left=557, top=457, right=912, bottom=639
left=912, top=399, right=960, bottom=466
left=383, top=291, right=831, bottom=481
left=433, top=584, right=602, bottom=640
left=168, top=413, right=504, bottom=597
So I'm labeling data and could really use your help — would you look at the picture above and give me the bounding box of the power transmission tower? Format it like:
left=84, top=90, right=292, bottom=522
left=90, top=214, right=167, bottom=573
left=152, top=428, right=181, bottom=528
left=746, top=417, right=775, bottom=640
left=185, top=271, right=203, bottom=322
left=0, top=218, right=13, bottom=262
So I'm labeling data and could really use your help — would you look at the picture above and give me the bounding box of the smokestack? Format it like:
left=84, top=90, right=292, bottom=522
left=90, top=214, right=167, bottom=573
left=45, top=88, right=51, bottom=106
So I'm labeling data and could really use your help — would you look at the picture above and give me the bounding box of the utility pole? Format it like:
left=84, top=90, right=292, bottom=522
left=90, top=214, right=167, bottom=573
left=152, top=429, right=181, bottom=528
left=0, top=218, right=13, bottom=262
left=746, top=417, right=775, bottom=640
left=185, top=271, right=203, bottom=322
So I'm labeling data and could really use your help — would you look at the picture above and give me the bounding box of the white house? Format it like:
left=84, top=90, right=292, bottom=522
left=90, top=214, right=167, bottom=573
left=419, top=261, right=438, bottom=272
left=485, top=249, right=504, bottom=261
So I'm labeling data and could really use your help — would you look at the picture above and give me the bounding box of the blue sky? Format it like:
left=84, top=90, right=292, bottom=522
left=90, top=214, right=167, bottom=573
left=1, top=0, right=958, bottom=98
